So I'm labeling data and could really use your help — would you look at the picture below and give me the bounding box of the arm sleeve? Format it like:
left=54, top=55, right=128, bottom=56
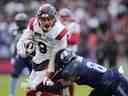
left=48, top=28, right=69, bottom=73
left=47, top=47, right=56, bottom=72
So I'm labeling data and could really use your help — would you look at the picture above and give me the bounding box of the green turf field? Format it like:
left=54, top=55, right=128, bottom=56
left=1, top=60, right=128, bottom=96
left=0, top=74, right=92, bottom=96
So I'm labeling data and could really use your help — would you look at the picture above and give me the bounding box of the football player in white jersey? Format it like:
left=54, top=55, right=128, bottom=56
left=17, top=4, right=69, bottom=96
left=58, top=8, right=80, bottom=96
left=59, top=8, right=80, bottom=52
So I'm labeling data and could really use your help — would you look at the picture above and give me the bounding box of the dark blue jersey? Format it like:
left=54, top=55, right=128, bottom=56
left=62, top=56, right=121, bottom=89
left=9, top=27, right=24, bottom=58
left=36, top=49, right=128, bottom=96
left=61, top=57, right=107, bottom=88
left=38, top=56, right=121, bottom=94
left=9, top=25, right=32, bottom=77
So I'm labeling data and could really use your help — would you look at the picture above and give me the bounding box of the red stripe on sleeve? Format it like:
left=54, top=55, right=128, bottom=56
left=55, top=28, right=68, bottom=40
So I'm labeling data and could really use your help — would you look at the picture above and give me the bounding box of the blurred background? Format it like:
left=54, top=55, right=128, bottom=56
left=0, top=0, right=128, bottom=96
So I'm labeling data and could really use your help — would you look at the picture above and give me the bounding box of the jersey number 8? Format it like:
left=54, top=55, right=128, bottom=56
left=87, top=61, right=107, bottom=73
left=38, top=42, right=47, bottom=54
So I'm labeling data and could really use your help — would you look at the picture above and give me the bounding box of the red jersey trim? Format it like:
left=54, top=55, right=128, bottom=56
left=27, top=17, right=36, bottom=31
left=55, top=28, right=68, bottom=40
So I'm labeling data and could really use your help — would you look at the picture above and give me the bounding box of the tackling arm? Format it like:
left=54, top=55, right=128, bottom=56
left=36, top=55, right=80, bottom=93
left=36, top=77, right=74, bottom=94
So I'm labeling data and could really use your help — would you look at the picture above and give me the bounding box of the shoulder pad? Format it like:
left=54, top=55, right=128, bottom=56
left=27, top=17, right=36, bottom=31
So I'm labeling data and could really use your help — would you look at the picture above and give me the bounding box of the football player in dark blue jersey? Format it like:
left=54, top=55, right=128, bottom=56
left=8, top=13, right=32, bottom=96
left=36, top=48, right=128, bottom=96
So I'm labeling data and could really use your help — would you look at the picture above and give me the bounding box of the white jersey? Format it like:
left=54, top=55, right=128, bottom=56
left=66, top=21, right=80, bottom=34
left=65, top=21, right=80, bottom=52
left=17, top=17, right=69, bottom=72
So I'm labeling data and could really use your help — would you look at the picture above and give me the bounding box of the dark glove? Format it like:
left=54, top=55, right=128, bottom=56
left=36, top=81, right=64, bottom=94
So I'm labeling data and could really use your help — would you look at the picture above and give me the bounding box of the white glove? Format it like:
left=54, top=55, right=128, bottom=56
left=43, top=77, right=54, bottom=86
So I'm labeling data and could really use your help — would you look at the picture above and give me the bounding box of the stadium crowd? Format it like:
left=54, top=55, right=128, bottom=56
left=0, top=0, right=127, bottom=64
left=0, top=0, right=128, bottom=96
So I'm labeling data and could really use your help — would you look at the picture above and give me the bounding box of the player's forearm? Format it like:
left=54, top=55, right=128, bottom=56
left=48, top=48, right=55, bottom=72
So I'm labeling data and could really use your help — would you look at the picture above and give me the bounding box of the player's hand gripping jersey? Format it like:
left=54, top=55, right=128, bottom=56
left=17, top=4, right=69, bottom=90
